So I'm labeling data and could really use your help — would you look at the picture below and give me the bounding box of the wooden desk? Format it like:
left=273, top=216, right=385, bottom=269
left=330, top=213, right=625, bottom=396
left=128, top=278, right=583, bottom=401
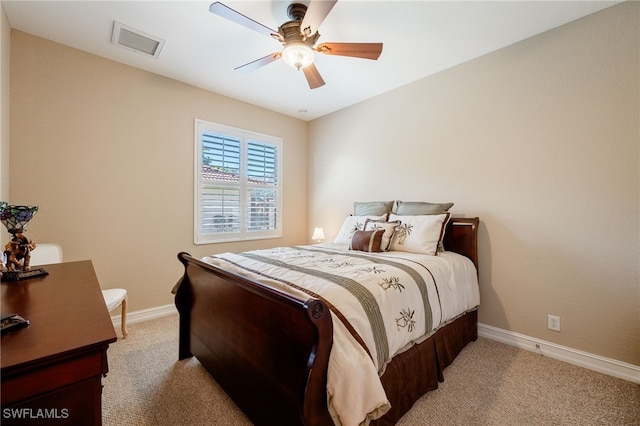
left=1, top=261, right=117, bottom=425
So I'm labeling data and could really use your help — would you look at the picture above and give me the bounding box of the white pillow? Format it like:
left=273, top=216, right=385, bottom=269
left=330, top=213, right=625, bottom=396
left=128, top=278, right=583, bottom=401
left=364, top=219, right=400, bottom=251
left=388, top=213, right=451, bottom=255
left=333, top=215, right=385, bottom=244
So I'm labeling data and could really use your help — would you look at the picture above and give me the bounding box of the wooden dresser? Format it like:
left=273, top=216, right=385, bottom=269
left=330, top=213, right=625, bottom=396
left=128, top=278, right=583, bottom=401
left=1, top=260, right=117, bottom=425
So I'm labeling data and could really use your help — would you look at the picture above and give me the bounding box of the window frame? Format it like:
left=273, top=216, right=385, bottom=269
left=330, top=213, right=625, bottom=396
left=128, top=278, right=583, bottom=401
left=194, top=119, right=283, bottom=244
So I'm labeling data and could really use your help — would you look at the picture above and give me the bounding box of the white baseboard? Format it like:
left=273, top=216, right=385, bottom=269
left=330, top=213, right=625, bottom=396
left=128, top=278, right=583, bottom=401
left=478, top=323, right=640, bottom=384
left=110, top=303, right=177, bottom=329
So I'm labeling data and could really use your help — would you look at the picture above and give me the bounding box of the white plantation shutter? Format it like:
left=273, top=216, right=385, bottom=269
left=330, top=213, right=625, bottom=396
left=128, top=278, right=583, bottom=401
left=200, top=133, right=241, bottom=235
left=195, top=120, right=282, bottom=243
left=246, top=188, right=277, bottom=231
left=246, top=141, right=278, bottom=231
left=202, top=133, right=241, bottom=181
left=201, top=187, right=241, bottom=234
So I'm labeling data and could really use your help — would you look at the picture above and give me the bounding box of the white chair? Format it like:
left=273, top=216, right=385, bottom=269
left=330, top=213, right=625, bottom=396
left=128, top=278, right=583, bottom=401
left=28, top=243, right=63, bottom=267
left=101, top=288, right=129, bottom=338
left=29, top=243, right=129, bottom=338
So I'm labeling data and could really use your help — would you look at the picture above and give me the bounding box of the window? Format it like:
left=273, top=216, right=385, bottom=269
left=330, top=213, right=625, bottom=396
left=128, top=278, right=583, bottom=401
left=195, top=119, right=282, bottom=244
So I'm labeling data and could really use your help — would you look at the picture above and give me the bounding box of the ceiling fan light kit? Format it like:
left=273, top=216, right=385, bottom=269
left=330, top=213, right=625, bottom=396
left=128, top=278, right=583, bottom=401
left=209, top=1, right=383, bottom=89
left=282, top=42, right=314, bottom=70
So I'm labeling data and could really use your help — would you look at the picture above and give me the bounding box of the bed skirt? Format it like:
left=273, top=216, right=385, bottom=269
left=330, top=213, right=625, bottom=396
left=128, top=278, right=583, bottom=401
left=371, top=309, right=478, bottom=426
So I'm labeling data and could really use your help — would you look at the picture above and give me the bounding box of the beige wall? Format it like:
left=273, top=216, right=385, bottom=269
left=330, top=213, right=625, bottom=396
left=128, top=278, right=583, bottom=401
left=9, top=31, right=308, bottom=312
left=309, top=2, right=639, bottom=365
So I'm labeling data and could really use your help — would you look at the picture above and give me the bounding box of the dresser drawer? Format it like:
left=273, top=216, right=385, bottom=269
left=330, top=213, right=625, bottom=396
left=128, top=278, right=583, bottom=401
left=2, top=377, right=103, bottom=425
left=1, top=349, right=107, bottom=406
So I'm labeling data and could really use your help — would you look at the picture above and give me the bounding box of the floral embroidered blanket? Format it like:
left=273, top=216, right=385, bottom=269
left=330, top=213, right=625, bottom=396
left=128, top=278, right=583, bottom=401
left=202, top=244, right=479, bottom=426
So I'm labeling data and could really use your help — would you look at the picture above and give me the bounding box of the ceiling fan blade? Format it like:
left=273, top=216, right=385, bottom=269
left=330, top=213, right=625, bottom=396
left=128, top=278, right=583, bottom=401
left=316, top=42, right=383, bottom=60
left=234, top=52, right=281, bottom=73
left=302, top=63, right=326, bottom=89
left=300, top=0, right=338, bottom=38
left=209, top=2, right=281, bottom=40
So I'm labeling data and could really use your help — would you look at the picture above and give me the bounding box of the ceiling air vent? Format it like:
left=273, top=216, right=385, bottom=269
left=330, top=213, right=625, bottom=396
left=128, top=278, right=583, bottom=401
left=111, top=21, right=164, bottom=58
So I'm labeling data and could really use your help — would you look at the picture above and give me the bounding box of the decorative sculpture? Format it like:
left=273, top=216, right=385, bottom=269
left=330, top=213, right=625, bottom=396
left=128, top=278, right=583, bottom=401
left=3, top=232, right=36, bottom=271
left=0, top=202, right=45, bottom=280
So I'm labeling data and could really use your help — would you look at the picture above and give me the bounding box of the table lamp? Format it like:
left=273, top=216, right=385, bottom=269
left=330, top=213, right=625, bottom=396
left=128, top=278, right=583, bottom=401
left=311, top=227, right=325, bottom=244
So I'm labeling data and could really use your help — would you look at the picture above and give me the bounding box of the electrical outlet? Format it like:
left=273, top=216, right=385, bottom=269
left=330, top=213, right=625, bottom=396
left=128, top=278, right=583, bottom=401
left=548, top=315, right=561, bottom=331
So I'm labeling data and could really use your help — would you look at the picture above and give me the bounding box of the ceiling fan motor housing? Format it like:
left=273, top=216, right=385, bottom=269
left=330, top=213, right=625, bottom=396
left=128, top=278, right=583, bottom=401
left=287, top=3, right=307, bottom=21
left=280, top=3, right=320, bottom=46
left=280, top=21, right=317, bottom=46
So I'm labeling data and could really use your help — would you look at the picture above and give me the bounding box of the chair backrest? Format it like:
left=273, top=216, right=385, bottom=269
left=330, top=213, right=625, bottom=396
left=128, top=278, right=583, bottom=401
left=29, top=243, right=63, bottom=266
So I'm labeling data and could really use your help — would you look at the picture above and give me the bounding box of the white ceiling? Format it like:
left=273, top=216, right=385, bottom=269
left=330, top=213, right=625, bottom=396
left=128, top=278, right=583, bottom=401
left=3, top=0, right=620, bottom=121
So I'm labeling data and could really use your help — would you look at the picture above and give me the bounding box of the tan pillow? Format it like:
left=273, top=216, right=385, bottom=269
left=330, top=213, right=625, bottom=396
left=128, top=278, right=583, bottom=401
left=349, top=229, right=385, bottom=252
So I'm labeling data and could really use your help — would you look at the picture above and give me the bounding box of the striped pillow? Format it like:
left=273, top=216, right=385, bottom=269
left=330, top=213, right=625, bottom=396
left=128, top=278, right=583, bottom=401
left=364, top=219, right=400, bottom=251
left=349, top=229, right=385, bottom=252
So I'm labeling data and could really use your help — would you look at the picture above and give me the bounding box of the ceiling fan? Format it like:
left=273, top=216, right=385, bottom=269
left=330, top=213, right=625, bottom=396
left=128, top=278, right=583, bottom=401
left=209, top=1, right=383, bottom=89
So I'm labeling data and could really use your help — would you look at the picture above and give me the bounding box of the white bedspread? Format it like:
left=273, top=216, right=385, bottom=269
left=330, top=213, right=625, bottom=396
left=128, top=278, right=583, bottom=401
left=202, top=243, right=479, bottom=426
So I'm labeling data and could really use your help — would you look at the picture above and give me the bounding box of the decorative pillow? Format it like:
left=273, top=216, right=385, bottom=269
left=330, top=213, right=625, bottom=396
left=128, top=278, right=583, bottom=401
left=353, top=201, right=393, bottom=217
left=350, top=229, right=385, bottom=252
left=388, top=213, right=451, bottom=255
left=364, top=219, right=400, bottom=251
left=393, top=201, right=454, bottom=215
left=333, top=215, right=385, bottom=244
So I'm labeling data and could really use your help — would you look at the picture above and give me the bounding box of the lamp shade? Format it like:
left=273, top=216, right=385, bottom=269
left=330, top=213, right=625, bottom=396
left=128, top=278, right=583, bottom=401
left=0, top=202, right=38, bottom=234
left=311, top=227, right=325, bottom=241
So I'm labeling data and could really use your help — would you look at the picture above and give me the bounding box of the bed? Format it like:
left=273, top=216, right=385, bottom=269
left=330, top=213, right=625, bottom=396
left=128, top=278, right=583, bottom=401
left=174, top=213, right=479, bottom=426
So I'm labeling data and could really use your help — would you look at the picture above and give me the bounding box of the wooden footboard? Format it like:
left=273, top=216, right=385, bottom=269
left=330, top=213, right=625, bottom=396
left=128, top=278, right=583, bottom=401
left=175, top=252, right=334, bottom=426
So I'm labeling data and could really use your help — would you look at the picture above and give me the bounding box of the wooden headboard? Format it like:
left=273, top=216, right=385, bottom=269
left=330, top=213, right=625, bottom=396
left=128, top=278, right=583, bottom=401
left=443, top=217, right=479, bottom=270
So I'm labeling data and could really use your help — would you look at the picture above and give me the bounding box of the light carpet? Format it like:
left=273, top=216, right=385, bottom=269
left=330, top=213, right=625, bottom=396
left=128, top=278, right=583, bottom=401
left=103, top=314, right=639, bottom=425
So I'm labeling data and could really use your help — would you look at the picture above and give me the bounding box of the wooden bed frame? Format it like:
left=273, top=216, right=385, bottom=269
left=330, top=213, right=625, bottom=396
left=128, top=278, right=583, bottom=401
left=174, top=217, right=479, bottom=426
